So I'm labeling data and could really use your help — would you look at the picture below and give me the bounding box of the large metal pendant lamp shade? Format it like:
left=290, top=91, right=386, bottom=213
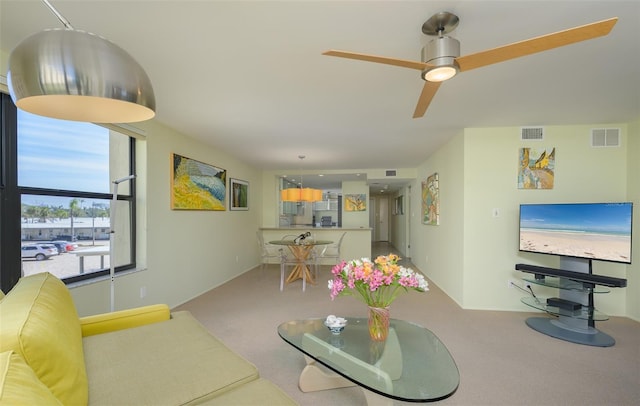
left=7, top=1, right=155, bottom=123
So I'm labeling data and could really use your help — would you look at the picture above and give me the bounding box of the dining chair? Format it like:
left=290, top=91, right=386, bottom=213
left=256, top=231, right=281, bottom=270
left=318, top=231, right=347, bottom=267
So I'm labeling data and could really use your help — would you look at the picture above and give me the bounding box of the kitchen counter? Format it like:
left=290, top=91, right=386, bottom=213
left=260, top=227, right=371, bottom=231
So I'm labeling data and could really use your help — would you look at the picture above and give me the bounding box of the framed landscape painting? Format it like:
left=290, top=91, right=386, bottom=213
left=171, top=153, right=226, bottom=210
left=230, top=178, right=249, bottom=210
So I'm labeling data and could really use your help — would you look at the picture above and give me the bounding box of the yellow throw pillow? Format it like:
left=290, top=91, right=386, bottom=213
left=0, top=273, right=88, bottom=405
left=0, top=351, right=62, bottom=405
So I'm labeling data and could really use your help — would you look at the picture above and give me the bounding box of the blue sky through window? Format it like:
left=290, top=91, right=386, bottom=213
left=18, top=110, right=110, bottom=206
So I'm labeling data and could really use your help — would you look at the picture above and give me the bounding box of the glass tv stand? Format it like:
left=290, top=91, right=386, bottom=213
left=516, top=259, right=627, bottom=347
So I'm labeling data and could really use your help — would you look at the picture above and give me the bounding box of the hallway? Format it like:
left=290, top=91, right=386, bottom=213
left=370, top=241, right=416, bottom=269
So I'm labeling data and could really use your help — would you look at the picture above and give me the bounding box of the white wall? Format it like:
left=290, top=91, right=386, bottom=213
left=408, top=123, right=634, bottom=316
left=464, top=125, right=630, bottom=315
left=67, top=120, right=640, bottom=319
left=388, top=188, right=409, bottom=258
left=341, top=180, right=369, bottom=228
left=410, top=132, right=466, bottom=306
left=626, top=117, right=640, bottom=321
left=71, top=119, right=263, bottom=316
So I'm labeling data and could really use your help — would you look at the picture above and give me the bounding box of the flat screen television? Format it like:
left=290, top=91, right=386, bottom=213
left=519, top=202, right=633, bottom=265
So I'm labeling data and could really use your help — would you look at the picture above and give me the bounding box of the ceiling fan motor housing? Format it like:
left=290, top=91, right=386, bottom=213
left=421, top=36, right=460, bottom=80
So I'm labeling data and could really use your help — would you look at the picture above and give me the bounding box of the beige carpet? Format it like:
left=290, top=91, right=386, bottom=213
left=175, top=244, right=640, bottom=405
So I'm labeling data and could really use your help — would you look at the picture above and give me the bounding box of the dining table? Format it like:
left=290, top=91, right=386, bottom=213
left=269, top=239, right=332, bottom=286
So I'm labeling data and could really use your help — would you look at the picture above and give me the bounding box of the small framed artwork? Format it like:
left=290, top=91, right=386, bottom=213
left=345, top=194, right=367, bottom=211
left=171, top=153, right=226, bottom=211
left=395, top=195, right=404, bottom=215
left=230, top=178, right=249, bottom=211
left=517, top=147, right=555, bottom=189
left=422, top=173, right=439, bottom=225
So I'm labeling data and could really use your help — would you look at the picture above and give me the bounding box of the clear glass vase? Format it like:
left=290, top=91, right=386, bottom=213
left=367, top=306, right=390, bottom=341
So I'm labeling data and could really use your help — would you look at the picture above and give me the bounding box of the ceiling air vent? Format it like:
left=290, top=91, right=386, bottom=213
left=591, top=128, right=620, bottom=147
left=385, top=170, right=397, bottom=177
left=521, top=127, right=544, bottom=141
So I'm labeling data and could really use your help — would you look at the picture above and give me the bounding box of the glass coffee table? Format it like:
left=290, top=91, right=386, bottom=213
left=278, top=318, right=459, bottom=405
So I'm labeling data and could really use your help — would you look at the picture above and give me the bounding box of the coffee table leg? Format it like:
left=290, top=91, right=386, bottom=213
left=299, top=355, right=354, bottom=392
left=299, top=356, right=393, bottom=406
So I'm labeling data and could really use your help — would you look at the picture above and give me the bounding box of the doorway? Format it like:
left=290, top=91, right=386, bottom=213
left=371, top=196, right=389, bottom=242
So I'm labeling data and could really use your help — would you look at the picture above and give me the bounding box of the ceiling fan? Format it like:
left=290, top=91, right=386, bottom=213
left=323, top=12, right=618, bottom=118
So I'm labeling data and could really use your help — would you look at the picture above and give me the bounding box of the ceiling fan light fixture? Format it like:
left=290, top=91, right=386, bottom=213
left=8, top=27, right=155, bottom=123
left=421, top=35, right=460, bottom=82
left=423, top=65, right=458, bottom=82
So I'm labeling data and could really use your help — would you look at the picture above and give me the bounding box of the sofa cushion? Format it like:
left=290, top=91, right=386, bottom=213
left=83, top=311, right=260, bottom=405
left=80, top=303, right=171, bottom=337
left=0, top=273, right=87, bottom=405
left=0, top=350, right=62, bottom=405
left=196, top=378, right=297, bottom=405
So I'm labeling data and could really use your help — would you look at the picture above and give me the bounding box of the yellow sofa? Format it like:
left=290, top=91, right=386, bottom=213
left=0, top=273, right=297, bottom=405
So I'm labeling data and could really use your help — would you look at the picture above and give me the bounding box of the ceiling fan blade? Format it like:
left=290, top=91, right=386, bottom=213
left=323, top=50, right=430, bottom=71
left=413, top=81, right=441, bottom=118
left=456, top=17, right=618, bottom=72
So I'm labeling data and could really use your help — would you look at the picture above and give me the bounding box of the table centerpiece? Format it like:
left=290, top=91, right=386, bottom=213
left=328, top=254, right=429, bottom=341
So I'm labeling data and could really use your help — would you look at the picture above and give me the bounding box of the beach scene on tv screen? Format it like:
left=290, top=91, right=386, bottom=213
left=519, top=203, right=632, bottom=263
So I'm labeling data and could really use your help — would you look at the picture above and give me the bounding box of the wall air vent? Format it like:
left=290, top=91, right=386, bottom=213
left=591, top=128, right=620, bottom=147
left=521, top=127, right=544, bottom=141
left=385, top=170, right=397, bottom=177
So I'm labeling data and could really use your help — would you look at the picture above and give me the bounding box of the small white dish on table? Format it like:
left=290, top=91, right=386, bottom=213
left=324, top=315, right=347, bottom=335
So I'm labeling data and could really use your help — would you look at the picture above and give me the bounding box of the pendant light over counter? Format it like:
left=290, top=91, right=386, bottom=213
left=7, top=0, right=155, bottom=123
left=281, top=155, right=323, bottom=203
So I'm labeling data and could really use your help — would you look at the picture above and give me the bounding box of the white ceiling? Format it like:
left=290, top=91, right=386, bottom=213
left=2, top=1, right=639, bottom=193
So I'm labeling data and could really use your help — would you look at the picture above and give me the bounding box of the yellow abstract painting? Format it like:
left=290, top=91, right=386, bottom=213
left=344, top=194, right=366, bottom=211
left=518, top=147, right=555, bottom=189
left=171, top=153, right=226, bottom=210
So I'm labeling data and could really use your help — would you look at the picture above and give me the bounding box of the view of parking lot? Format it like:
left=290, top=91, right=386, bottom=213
left=21, top=241, right=110, bottom=280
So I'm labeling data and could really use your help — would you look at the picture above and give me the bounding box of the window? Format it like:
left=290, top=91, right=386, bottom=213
left=0, top=93, right=136, bottom=291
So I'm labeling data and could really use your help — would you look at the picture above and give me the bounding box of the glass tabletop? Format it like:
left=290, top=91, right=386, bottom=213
left=269, top=240, right=333, bottom=246
left=277, top=318, right=459, bottom=402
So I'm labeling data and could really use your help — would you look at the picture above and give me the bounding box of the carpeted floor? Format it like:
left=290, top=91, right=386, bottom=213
left=175, top=243, right=640, bottom=405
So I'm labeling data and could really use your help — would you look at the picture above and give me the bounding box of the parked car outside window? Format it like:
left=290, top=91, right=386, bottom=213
left=49, top=241, right=68, bottom=254
left=51, top=240, right=77, bottom=252
left=21, top=245, right=57, bottom=261
left=38, top=243, right=60, bottom=255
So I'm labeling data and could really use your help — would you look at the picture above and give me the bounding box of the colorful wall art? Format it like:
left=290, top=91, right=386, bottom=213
left=422, top=173, right=439, bottom=225
left=230, top=178, right=249, bottom=210
left=171, top=153, right=226, bottom=210
left=518, top=147, right=555, bottom=189
left=344, top=194, right=367, bottom=211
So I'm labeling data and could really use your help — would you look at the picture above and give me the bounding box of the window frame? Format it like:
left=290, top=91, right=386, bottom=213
left=0, top=93, right=137, bottom=291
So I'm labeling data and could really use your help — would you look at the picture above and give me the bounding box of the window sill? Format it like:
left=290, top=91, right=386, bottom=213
left=67, top=267, right=148, bottom=290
